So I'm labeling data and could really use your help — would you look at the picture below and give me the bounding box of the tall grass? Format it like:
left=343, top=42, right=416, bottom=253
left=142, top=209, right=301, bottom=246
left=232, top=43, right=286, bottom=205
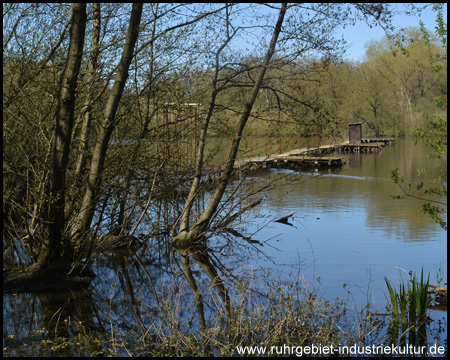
left=385, top=268, right=430, bottom=347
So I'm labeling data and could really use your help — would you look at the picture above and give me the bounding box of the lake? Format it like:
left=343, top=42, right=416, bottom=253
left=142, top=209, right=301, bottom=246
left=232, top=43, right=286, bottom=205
left=3, top=137, right=447, bottom=356
left=235, top=138, right=446, bottom=308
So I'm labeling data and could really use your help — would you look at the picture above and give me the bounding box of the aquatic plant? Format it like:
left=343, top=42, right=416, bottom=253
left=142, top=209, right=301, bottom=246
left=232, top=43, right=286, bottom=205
left=385, top=269, right=430, bottom=347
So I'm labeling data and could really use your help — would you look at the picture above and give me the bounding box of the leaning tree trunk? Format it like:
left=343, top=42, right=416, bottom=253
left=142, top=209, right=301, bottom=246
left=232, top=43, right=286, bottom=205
left=70, top=3, right=143, bottom=256
left=172, top=3, right=288, bottom=312
left=174, top=3, right=287, bottom=246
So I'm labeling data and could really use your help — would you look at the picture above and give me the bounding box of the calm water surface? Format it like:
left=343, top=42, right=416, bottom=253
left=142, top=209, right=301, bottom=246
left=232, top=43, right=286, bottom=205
left=3, top=137, right=447, bottom=355
left=235, top=137, right=446, bottom=327
left=239, top=138, right=446, bottom=291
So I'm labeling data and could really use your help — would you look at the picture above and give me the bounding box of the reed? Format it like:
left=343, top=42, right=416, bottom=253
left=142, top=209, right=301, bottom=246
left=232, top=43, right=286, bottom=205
left=384, top=268, right=430, bottom=347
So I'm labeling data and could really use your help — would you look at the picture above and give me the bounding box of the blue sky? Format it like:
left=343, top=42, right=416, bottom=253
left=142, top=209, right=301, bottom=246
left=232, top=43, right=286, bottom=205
left=227, top=4, right=446, bottom=64
left=337, top=3, right=447, bottom=62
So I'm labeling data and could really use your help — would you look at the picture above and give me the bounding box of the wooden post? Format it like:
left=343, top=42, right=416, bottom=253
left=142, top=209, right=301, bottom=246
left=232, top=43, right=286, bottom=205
left=311, top=134, right=314, bottom=148
left=230, top=133, right=233, bottom=149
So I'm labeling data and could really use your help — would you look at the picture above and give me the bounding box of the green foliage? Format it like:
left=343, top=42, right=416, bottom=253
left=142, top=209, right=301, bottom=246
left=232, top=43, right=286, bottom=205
left=391, top=4, right=447, bottom=230
left=385, top=269, right=430, bottom=347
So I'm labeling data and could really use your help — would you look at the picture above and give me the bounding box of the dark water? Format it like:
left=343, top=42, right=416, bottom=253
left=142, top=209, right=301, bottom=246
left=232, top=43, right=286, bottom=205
left=3, top=138, right=447, bottom=356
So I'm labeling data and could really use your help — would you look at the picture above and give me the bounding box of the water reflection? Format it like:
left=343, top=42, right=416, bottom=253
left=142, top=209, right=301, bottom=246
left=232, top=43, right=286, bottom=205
left=348, top=152, right=362, bottom=168
left=3, top=138, right=446, bottom=356
left=4, top=286, right=103, bottom=357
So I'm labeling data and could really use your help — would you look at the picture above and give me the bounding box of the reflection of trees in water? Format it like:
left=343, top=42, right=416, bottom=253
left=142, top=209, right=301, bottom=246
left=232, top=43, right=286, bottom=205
left=38, top=287, right=104, bottom=356
left=4, top=164, right=444, bottom=356
left=254, top=161, right=444, bottom=241
left=91, top=241, right=237, bottom=350
left=8, top=145, right=444, bottom=355
left=3, top=173, right=282, bottom=356
left=4, top=287, right=104, bottom=357
left=4, top=216, right=445, bottom=356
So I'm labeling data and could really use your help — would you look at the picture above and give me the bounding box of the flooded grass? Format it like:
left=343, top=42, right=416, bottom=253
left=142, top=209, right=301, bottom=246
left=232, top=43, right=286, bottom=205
left=3, top=263, right=447, bottom=357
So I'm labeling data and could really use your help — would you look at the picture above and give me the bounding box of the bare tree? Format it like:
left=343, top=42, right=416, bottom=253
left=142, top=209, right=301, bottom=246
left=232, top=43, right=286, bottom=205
left=171, top=3, right=287, bottom=314
left=20, top=3, right=87, bottom=278
left=4, top=3, right=143, bottom=291
left=70, top=3, right=143, bottom=252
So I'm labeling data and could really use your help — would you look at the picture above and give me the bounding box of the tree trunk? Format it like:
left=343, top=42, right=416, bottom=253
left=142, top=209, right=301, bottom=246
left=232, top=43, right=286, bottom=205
left=174, top=3, right=287, bottom=244
left=3, top=4, right=87, bottom=290
left=71, top=3, right=143, bottom=252
left=68, top=3, right=102, bottom=218
left=37, top=3, right=87, bottom=272
left=172, top=3, right=287, bottom=315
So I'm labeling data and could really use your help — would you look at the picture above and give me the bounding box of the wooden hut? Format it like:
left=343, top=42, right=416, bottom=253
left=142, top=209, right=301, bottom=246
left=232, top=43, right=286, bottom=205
left=348, top=122, right=363, bottom=144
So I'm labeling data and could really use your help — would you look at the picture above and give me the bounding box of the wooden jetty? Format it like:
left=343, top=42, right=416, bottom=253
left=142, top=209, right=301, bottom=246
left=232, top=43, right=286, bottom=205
left=242, top=137, right=395, bottom=169
left=337, top=142, right=383, bottom=153
left=245, top=146, right=344, bottom=169
left=273, top=155, right=344, bottom=167
left=336, top=138, right=395, bottom=153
